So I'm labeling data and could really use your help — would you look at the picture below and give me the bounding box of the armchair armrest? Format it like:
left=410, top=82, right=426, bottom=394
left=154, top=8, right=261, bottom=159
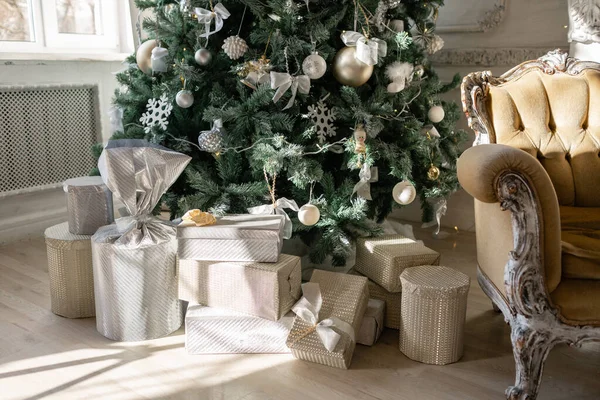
left=457, top=144, right=562, bottom=295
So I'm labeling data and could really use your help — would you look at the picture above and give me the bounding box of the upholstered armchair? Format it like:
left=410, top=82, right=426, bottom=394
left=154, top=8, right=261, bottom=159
left=458, top=50, right=600, bottom=400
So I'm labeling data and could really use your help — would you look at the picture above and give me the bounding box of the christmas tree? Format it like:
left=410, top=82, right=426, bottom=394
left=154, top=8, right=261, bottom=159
left=100, top=0, right=467, bottom=266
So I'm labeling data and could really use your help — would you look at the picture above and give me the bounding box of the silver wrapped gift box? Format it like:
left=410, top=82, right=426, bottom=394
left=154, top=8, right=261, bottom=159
left=91, top=140, right=191, bottom=342
left=64, top=176, right=114, bottom=235
left=178, top=253, right=302, bottom=321
left=185, top=305, right=294, bottom=354
left=177, top=214, right=285, bottom=262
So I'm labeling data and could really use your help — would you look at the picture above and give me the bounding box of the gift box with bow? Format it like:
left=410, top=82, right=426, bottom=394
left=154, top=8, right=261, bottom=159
left=177, top=214, right=285, bottom=263
left=286, top=270, right=369, bottom=369
left=91, top=139, right=191, bottom=342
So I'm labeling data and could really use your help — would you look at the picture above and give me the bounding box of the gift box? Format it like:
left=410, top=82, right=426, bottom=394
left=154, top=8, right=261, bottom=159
left=286, top=270, right=369, bottom=369
left=45, top=222, right=95, bottom=318
left=177, top=214, right=285, bottom=262
left=91, top=140, right=191, bottom=342
left=349, top=269, right=402, bottom=329
left=355, top=234, right=440, bottom=293
left=64, top=176, right=114, bottom=235
left=185, top=305, right=294, bottom=354
left=357, top=299, right=385, bottom=346
left=178, top=254, right=301, bottom=321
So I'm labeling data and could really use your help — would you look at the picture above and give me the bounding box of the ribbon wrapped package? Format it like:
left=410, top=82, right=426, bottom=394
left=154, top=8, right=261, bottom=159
left=355, top=234, right=441, bottom=293
left=185, top=305, right=294, bottom=354
left=91, top=140, right=191, bottom=342
left=350, top=268, right=402, bottom=329
left=177, top=214, right=285, bottom=262
left=64, top=176, right=114, bottom=235
left=356, top=299, right=385, bottom=346
left=178, top=254, right=301, bottom=321
left=286, top=270, right=369, bottom=369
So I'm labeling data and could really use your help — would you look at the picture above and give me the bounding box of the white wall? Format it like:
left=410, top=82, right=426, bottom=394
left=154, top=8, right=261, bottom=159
left=392, top=0, right=569, bottom=232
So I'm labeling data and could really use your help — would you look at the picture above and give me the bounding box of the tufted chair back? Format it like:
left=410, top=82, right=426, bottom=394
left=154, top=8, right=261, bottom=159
left=485, top=64, right=600, bottom=207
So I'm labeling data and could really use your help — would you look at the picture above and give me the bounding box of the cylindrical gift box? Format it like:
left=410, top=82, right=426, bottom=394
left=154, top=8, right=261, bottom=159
left=64, top=176, right=114, bottom=235
left=45, top=222, right=95, bottom=318
left=92, top=225, right=182, bottom=342
left=399, top=265, right=470, bottom=365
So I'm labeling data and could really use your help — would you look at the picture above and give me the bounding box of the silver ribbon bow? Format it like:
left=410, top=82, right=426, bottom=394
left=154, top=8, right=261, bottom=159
left=270, top=72, right=311, bottom=110
left=151, top=46, right=169, bottom=73
left=352, top=165, right=378, bottom=200
left=341, top=31, right=388, bottom=66
left=247, top=197, right=299, bottom=239
left=291, top=282, right=356, bottom=352
left=195, top=3, right=230, bottom=38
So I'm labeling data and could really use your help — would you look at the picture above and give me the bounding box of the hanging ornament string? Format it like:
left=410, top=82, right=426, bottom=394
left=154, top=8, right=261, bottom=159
left=264, top=168, right=277, bottom=208
left=135, top=10, right=143, bottom=47
left=237, top=5, right=247, bottom=37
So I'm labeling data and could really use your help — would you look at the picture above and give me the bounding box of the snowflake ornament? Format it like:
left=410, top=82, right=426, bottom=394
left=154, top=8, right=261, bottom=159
left=307, top=98, right=336, bottom=144
left=139, top=93, right=173, bottom=133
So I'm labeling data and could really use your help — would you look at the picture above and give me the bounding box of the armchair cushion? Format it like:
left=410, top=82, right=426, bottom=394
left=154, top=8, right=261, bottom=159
left=560, top=206, right=600, bottom=280
left=551, top=279, right=600, bottom=326
left=458, top=144, right=562, bottom=293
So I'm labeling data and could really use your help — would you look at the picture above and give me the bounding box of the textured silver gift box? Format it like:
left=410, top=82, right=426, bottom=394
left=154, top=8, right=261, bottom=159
left=286, top=270, right=369, bottom=369
left=92, top=225, right=182, bottom=342
left=349, top=269, right=402, bottom=329
left=357, top=298, right=384, bottom=346
left=399, top=265, right=470, bottom=365
left=185, top=305, right=294, bottom=354
left=355, top=234, right=441, bottom=293
left=45, top=222, right=95, bottom=318
left=64, top=176, right=114, bottom=235
left=177, top=214, right=285, bottom=262
left=178, top=254, right=301, bottom=321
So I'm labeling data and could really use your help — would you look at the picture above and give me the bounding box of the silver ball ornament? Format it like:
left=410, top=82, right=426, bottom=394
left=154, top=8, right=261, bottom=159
left=298, top=204, right=320, bottom=226
left=136, top=40, right=158, bottom=76
left=428, top=105, right=445, bottom=123
left=392, top=181, right=417, bottom=205
left=194, top=48, right=212, bottom=66
left=332, top=46, right=373, bottom=87
left=389, top=19, right=405, bottom=32
left=302, top=52, right=327, bottom=80
left=176, top=90, right=194, bottom=108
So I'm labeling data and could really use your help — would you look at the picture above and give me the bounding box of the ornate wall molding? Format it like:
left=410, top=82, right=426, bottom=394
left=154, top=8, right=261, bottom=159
left=430, top=47, right=568, bottom=66
left=568, top=0, right=600, bottom=43
left=436, top=0, right=508, bottom=33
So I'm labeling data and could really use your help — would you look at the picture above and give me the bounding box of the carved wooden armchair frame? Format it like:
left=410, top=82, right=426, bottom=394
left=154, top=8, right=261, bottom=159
left=460, top=50, right=600, bottom=400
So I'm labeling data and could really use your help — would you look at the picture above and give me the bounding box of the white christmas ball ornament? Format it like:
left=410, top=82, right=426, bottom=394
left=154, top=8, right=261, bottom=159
left=136, top=40, right=158, bottom=76
left=194, top=48, right=212, bottom=66
left=302, top=52, right=327, bottom=80
left=390, top=19, right=404, bottom=32
left=176, top=90, right=194, bottom=108
left=392, top=181, right=417, bottom=205
left=298, top=204, right=320, bottom=226
left=428, top=105, right=445, bottom=123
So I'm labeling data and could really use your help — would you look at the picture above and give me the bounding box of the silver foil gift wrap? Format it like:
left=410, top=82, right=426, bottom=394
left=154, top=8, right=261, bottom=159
left=91, top=140, right=191, bottom=342
left=185, top=305, right=295, bottom=354
left=64, top=176, right=114, bottom=235
left=177, top=214, right=285, bottom=262
left=178, top=254, right=302, bottom=321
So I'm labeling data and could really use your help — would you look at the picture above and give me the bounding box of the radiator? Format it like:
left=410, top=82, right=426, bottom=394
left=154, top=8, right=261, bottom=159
left=0, top=84, right=101, bottom=196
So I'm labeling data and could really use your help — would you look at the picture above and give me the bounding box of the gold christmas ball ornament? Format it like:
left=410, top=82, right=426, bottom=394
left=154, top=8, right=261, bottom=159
left=332, top=46, right=373, bottom=87
left=427, top=164, right=441, bottom=181
left=136, top=40, right=158, bottom=76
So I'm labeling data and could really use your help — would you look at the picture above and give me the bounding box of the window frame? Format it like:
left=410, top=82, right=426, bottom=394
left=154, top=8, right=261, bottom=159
left=0, top=0, right=134, bottom=60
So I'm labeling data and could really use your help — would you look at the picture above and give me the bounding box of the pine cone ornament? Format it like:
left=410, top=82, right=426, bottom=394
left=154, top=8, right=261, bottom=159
left=222, top=36, right=248, bottom=60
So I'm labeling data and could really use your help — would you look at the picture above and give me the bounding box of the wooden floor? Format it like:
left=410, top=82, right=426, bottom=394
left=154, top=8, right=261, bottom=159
left=1, top=226, right=600, bottom=400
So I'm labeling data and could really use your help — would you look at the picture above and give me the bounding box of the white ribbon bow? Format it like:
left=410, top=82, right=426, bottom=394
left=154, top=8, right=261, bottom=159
left=195, top=3, right=230, bottom=38
left=352, top=165, right=378, bottom=200
left=291, top=282, right=356, bottom=352
left=247, top=197, right=299, bottom=239
left=341, top=31, right=388, bottom=66
left=270, top=72, right=311, bottom=110
left=151, top=46, right=169, bottom=73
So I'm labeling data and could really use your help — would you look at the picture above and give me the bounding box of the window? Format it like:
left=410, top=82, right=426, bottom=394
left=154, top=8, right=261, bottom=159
left=0, top=0, right=133, bottom=58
